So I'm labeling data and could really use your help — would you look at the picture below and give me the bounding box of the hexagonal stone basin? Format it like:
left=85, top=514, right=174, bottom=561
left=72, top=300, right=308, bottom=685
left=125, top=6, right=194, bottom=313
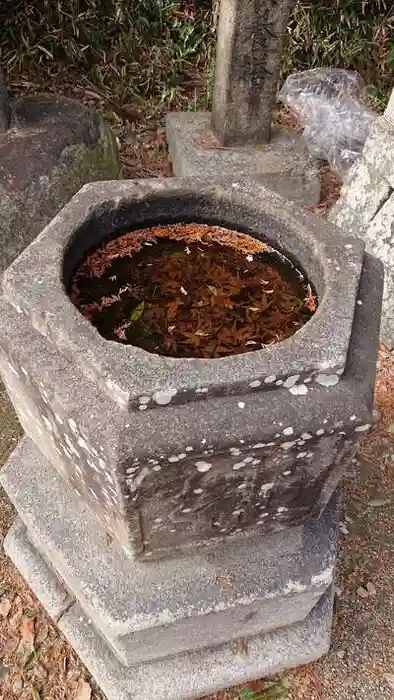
left=69, top=223, right=317, bottom=358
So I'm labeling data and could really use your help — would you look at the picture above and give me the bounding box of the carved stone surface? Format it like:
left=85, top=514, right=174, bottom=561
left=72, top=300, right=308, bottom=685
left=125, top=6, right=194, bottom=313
left=0, top=179, right=383, bottom=559
left=211, top=0, right=298, bottom=146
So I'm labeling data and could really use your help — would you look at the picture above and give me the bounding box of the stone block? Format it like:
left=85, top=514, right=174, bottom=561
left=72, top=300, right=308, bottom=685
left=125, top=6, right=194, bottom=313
left=4, top=514, right=334, bottom=699
left=0, top=179, right=383, bottom=559
left=0, top=93, right=121, bottom=271
left=166, top=112, right=320, bottom=206
left=0, top=437, right=340, bottom=665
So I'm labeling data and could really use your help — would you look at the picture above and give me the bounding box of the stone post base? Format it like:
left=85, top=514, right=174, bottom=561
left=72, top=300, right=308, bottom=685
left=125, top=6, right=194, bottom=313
left=1, top=438, right=339, bottom=700
left=166, top=112, right=320, bottom=207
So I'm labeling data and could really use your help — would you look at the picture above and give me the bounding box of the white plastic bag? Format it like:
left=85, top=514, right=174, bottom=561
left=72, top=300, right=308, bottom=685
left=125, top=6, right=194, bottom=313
left=279, top=68, right=377, bottom=180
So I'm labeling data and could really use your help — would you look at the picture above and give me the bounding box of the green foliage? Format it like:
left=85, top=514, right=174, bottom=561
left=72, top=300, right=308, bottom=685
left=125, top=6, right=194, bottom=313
left=283, top=0, right=394, bottom=95
left=0, top=0, right=392, bottom=112
left=239, top=680, right=289, bottom=700
left=0, top=0, right=214, bottom=111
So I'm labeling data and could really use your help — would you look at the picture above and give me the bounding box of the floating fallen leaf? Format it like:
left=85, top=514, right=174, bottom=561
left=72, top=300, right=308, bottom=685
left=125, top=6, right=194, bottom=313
left=0, top=597, right=11, bottom=617
left=236, top=637, right=249, bottom=656
left=130, top=301, right=145, bottom=322
left=366, top=581, right=377, bottom=596
left=357, top=586, right=369, bottom=599
left=75, top=679, right=92, bottom=700
left=387, top=424, right=394, bottom=433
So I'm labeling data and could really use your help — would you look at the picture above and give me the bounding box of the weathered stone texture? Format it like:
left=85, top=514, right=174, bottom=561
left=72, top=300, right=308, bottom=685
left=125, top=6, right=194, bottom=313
left=0, top=179, right=382, bottom=559
left=211, top=0, right=298, bottom=145
left=329, top=110, right=394, bottom=346
left=166, top=112, right=320, bottom=207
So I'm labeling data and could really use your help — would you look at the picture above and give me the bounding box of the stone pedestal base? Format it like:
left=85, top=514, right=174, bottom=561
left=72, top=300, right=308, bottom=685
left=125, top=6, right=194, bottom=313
left=1, top=438, right=339, bottom=699
left=166, top=112, right=320, bottom=207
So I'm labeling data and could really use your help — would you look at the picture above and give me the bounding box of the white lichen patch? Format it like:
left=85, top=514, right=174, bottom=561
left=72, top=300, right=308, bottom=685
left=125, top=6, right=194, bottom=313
left=316, top=429, right=325, bottom=436
left=238, top=401, right=245, bottom=409
left=315, top=374, right=340, bottom=387
left=264, top=375, right=276, bottom=384
left=260, top=482, right=274, bottom=496
left=281, top=441, right=296, bottom=450
left=354, top=423, right=371, bottom=432
left=283, top=375, right=300, bottom=389
left=283, top=427, right=294, bottom=436
left=230, top=447, right=242, bottom=456
left=195, top=461, right=211, bottom=472
left=153, top=388, right=177, bottom=405
left=249, top=380, right=261, bottom=388
left=289, top=384, right=308, bottom=395
left=139, top=396, right=150, bottom=405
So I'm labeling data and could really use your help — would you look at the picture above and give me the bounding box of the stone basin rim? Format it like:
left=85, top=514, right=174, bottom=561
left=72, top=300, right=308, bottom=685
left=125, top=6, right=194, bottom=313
left=1, top=178, right=364, bottom=408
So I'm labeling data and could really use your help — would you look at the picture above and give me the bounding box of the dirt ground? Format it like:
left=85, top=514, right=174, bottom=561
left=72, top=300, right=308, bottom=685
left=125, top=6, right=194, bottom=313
left=0, top=118, right=393, bottom=700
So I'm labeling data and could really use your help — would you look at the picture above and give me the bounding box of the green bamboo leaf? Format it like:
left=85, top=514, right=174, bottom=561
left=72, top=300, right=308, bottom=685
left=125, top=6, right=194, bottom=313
left=130, top=301, right=145, bottom=323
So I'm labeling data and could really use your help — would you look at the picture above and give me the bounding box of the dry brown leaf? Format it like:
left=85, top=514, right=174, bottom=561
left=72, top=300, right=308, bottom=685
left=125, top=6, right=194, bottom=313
left=20, top=616, right=35, bottom=644
left=0, top=596, right=12, bottom=617
left=75, top=678, right=92, bottom=700
left=35, top=622, right=49, bottom=646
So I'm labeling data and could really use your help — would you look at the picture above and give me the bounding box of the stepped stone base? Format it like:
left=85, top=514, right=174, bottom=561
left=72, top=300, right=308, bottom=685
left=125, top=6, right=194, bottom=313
left=1, top=438, right=338, bottom=699
left=166, top=112, right=320, bottom=207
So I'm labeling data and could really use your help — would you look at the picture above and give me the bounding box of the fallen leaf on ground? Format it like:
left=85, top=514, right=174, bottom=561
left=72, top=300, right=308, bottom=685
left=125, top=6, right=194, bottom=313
left=0, top=597, right=12, bottom=617
left=20, top=616, right=35, bottom=645
left=75, top=679, right=92, bottom=700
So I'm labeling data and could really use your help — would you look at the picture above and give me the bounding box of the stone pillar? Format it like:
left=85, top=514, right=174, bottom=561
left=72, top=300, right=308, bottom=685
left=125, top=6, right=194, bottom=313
left=212, top=0, right=298, bottom=146
left=166, top=1, right=321, bottom=207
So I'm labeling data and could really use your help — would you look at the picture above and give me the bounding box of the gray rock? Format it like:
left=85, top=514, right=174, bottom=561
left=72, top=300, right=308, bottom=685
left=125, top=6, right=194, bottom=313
left=0, top=93, right=121, bottom=271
